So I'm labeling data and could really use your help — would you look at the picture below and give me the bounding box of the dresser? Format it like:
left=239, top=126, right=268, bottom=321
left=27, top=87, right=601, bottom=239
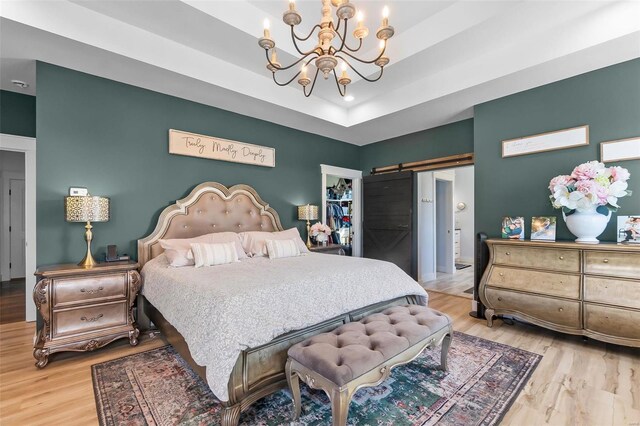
left=479, top=239, right=640, bottom=347
left=33, top=261, right=141, bottom=367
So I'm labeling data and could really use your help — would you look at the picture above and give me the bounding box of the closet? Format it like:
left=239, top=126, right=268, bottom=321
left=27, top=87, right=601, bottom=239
left=325, top=175, right=353, bottom=256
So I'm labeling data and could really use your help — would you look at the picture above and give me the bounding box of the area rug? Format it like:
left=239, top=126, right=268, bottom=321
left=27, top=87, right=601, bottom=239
left=92, top=332, right=540, bottom=426
left=455, top=263, right=471, bottom=270
left=463, top=287, right=474, bottom=294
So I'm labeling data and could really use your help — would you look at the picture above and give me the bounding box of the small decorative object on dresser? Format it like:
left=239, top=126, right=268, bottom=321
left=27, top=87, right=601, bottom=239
left=479, top=239, right=640, bottom=347
left=531, top=216, right=557, bottom=241
left=309, top=243, right=347, bottom=256
left=309, top=222, right=332, bottom=245
left=618, top=215, right=640, bottom=243
left=501, top=217, right=525, bottom=240
left=549, top=161, right=631, bottom=243
left=33, top=261, right=141, bottom=368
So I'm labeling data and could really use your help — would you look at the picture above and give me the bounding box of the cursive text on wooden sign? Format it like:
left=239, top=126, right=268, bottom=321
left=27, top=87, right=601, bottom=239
left=169, top=129, right=275, bottom=167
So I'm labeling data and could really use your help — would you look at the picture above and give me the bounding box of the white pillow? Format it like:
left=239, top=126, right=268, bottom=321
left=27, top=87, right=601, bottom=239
left=239, top=228, right=309, bottom=257
left=190, top=242, right=239, bottom=268
left=265, top=239, right=301, bottom=259
left=159, top=232, right=247, bottom=267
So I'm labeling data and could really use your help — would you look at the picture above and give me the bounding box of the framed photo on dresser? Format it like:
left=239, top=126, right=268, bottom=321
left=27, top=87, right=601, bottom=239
left=501, top=217, right=525, bottom=240
left=618, top=215, right=640, bottom=243
left=531, top=216, right=557, bottom=241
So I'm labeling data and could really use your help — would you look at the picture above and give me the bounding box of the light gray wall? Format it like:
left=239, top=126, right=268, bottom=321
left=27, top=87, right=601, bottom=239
left=454, top=166, right=474, bottom=263
left=0, top=150, right=25, bottom=281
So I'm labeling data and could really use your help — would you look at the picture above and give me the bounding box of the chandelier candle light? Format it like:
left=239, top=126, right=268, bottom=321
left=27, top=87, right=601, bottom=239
left=258, top=0, right=394, bottom=97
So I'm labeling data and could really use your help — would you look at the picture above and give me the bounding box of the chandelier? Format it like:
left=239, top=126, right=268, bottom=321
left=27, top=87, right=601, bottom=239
left=258, top=0, right=394, bottom=98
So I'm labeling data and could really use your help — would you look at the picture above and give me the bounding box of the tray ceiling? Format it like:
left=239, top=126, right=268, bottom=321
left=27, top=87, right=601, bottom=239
left=1, top=0, right=639, bottom=145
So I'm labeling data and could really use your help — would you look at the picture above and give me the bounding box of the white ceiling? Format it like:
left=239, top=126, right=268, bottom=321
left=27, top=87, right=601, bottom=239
left=1, top=0, right=639, bottom=145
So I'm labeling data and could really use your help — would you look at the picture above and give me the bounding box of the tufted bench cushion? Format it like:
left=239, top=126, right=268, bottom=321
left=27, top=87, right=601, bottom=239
left=288, top=305, right=450, bottom=386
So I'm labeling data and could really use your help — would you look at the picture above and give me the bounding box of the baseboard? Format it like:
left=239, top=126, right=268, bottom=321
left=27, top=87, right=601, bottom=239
left=456, top=258, right=474, bottom=265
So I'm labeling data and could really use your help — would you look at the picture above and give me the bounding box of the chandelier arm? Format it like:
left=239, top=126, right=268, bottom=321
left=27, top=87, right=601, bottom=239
left=303, top=68, right=321, bottom=97
left=271, top=55, right=319, bottom=87
left=265, top=49, right=319, bottom=72
left=331, top=18, right=341, bottom=34
left=335, top=55, right=385, bottom=82
left=332, top=69, right=347, bottom=97
left=292, top=24, right=322, bottom=42
left=331, top=19, right=362, bottom=53
left=337, top=45, right=386, bottom=65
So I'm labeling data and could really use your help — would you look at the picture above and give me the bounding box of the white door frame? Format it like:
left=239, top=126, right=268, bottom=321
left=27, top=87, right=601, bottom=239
left=2, top=172, right=24, bottom=279
left=320, top=164, right=363, bottom=257
left=0, top=134, right=37, bottom=322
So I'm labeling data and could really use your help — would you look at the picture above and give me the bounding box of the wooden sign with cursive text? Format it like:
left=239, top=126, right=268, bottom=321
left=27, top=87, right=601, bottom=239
left=169, top=129, right=275, bottom=167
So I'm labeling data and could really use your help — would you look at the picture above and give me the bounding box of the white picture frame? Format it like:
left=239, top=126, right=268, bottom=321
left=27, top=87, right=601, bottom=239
left=502, top=125, right=589, bottom=158
left=601, top=136, right=640, bottom=163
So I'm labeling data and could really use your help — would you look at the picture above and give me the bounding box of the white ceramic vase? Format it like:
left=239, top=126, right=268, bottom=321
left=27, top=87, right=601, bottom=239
left=562, top=208, right=611, bottom=244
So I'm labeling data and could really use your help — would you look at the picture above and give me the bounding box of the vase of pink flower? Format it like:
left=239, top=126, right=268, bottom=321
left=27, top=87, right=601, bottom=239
left=549, top=161, right=631, bottom=243
left=309, top=222, right=332, bottom=245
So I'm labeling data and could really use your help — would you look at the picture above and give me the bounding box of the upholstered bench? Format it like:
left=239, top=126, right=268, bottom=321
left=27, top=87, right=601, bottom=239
left=285, top=305, right=452, bottom=426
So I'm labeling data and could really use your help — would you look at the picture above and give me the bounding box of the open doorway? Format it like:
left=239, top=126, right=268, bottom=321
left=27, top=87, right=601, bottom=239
left=0, top=150, right=26, bottom=324
left=321, top=165, right=362, bottom=257
left=418, top=165, right=474, bottom=299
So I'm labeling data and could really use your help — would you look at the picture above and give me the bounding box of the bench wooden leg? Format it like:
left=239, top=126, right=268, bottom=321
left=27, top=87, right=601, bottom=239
left=330, top=387, right=350, bottom=426
left=285, top=358, right=302, bottom=421
left=440, top=327, right=453, bottom=371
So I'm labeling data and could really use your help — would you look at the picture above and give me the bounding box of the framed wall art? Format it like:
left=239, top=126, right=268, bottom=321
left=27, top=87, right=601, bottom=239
left=502, top=125, right=589, bottom=158
left=600, top=136, right=640, bottom=163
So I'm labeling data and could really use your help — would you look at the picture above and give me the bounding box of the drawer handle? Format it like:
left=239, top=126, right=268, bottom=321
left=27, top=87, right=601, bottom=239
left=559, top=256, right=564, bottom=260
left=80, top=313, right=104, bottom=322
left=603, top=259, right=609, bottom=263
left=558, top=308, right=564, bottom=312
left=80, top=286, right=104, bottom=295
left=499, top=272, right=504, bottom=277
left=505, top=252, right=510, bottom=256
left=497, top=297, right=503, bottom=302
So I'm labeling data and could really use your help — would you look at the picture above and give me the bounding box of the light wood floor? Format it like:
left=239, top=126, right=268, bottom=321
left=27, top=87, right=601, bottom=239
left=1, top=293, right=638, bottom=425
left=422, top=266, right=474, bottom=299
left=0, top=279, right=25, bottom=324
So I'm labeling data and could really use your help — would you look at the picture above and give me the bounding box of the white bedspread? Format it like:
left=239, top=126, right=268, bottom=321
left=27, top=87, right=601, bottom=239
left=141, top=253, right=428, bottom=401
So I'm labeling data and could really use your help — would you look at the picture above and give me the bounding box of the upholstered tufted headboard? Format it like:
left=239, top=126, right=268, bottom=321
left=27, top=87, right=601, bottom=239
left=137, top=182, right=284, bottom=267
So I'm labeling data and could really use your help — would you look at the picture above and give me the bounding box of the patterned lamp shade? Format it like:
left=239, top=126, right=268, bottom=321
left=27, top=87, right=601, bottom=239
left=65, top=196, right=110, bottom=223
left=297, top=204, right=318, bottom=221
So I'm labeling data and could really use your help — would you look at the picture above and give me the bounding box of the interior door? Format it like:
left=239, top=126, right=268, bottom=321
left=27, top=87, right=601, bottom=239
left=9, top=179, right=25, bottom=279
left=363, top=171, right=414, bottom=277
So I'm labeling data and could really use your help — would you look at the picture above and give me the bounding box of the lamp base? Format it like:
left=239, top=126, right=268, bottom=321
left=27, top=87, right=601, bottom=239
left=78, top=221, right=98, bottom=268
left=306, top=219, right=312, bottom=249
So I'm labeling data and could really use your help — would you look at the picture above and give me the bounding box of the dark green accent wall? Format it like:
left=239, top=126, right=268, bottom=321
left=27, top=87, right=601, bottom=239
left=0, top=89, right=36, bottom=137
left=359, top=118, right=474, bottom=175
left=475, top=58, right=640, bottom=241
left=36, top=62, right=359, bottom=266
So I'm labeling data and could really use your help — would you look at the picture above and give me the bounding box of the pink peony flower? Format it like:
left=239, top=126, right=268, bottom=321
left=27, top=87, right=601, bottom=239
left=571, top=161, right=604, bottom=180
left=610, top=166, right=630, bottom=183
left=548, top=175, right=575, bottom=192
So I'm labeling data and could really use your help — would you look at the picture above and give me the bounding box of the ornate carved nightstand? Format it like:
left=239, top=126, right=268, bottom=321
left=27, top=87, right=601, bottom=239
left=33, top=261, right=141, bottom=367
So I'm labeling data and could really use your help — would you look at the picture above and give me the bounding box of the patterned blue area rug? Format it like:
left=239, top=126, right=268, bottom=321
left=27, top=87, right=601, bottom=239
left=92, top=332, right=541, bottom=425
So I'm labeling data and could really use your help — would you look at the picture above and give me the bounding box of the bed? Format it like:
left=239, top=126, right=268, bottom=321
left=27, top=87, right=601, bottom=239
left=136, top=182, right=428, bottom=425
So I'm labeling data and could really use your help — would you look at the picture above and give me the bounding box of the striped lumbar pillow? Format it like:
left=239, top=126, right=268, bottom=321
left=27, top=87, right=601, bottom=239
left=265, top=239, right=301, bottom=259
left=190, top=242, right=239, bottom=267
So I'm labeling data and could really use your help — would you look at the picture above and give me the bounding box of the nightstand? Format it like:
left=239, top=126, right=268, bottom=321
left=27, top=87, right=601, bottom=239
left=33, top=261, right=141, bottom=368
left=309, top=243, right=349, bottom=255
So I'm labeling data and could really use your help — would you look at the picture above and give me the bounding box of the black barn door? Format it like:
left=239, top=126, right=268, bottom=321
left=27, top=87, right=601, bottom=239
left=363, top=171, right=414, bottom=277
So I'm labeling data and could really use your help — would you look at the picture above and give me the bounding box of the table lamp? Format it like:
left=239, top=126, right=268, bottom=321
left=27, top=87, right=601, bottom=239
left=65, top=195, right=110, bottom=267
left=297, top=204, right=318, bottom=248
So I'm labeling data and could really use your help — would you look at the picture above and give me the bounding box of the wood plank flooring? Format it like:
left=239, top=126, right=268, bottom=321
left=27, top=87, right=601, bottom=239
left=422, top=267, right=474, bottom=299
left=0, top=279, right=25, bottom=324
left=1, top=292, right=638, bottom=425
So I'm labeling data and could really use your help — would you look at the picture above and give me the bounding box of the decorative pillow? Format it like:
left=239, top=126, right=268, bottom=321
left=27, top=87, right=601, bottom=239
left=159, top=232, right=247, bottom=267
left=190, top=242, right=239, bottom=268
left=265, top=239, right=301, bottom=259
left=239, top=228, right=309, bottom=257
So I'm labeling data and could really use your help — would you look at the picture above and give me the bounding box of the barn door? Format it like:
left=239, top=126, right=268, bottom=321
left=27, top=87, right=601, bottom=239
left=363, top=171, right=414, bottom=277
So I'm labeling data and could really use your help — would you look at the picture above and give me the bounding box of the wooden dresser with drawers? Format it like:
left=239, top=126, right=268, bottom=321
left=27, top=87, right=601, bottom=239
left=33, top=261, right=141, bottom=367
left=479, top=239, right=640, bottom=347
